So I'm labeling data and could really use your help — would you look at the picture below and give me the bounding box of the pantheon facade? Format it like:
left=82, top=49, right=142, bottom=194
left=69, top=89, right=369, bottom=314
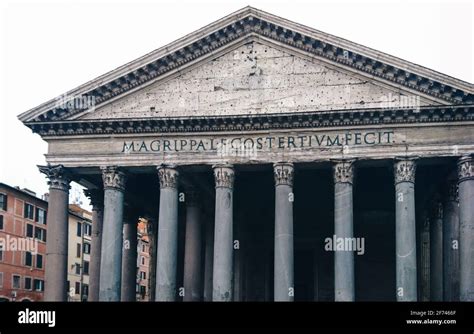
left=19, top=7, right=474, bottom=302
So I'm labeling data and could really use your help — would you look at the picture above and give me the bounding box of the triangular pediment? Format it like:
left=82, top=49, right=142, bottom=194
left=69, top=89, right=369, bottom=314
left=76, top=39, right=441, bottom=120
left=18, top=6, right=474, bottom=124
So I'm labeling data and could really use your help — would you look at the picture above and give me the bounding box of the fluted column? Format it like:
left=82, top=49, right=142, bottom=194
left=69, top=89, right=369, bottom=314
left=273, top=162, right=294, bottom=301
left=333, top=160, right=355, bottom=301
left=155, top=165, right=179, bottom=301
left=99, top=166, right=126, bottom=301
left=458, top=155, right=474, bottom=301
left=84, top=188, right=104, bottom=302
left=183, top=187, right=203, bottom=301
left=121, top=210, right=138, bottom=301
left=212, top=164, right=234, bottom=301
left=39, top=165, right=71, bottom=301
left=430, top=200, right=443, bottom=301
left=443, top=179, right=460, bottom=301
left=394, top=158, right=417, bottom=301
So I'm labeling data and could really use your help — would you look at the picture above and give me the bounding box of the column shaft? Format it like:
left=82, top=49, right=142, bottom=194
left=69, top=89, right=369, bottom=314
left=99, top=166, right=126, bottom=301
left=203, top=217, right=214, bottom=301
left=84, top=189, right=103, bottom=302
left=121, top=219, right=138, bottom=301
left=212, top=164, right=234, bottom=301
left=273, top=162, right=294, bottom=301
left=155, top=166, right=179, bottom=301
left=443, top=180, right=460, bottom=301
left=183, top=190, right=203, bottom=301
left=430, top=202, right=443, bottom=301
left=458, top=156, right=474, bottom=301
left=395, top=159, right=417, bottom=301
left=39, top=165, right=70, bottom=301
left=333, top=160, right=355, bottom=301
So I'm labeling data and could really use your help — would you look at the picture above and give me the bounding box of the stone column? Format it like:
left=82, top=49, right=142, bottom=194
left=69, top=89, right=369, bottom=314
left=430, top=200, right=443, bottom=301
left=394, top=158, right=417, bottom=301
left=183, top=187, right=203, bottom=301
left=203, top=216, right=214, bottom=301
left=121, top=211, right=138, bottom=301
left=39, top=165, right=71, bottom=301
left=458, top=155, right=474, bottom=301
left=333, top=160, right=355, bottom=301
left=84, top=188, right=104, bottom=302
left=443, top=179, right=460, bottom=301
left=212, top=164, right=234, bottom=301
left=99, top=166, right=126, bottom=301
left=155, top=165, right=179, bottom=301
left=420, top=214, right=431, bottom=301
left=273, top=162, right=294, bottom=301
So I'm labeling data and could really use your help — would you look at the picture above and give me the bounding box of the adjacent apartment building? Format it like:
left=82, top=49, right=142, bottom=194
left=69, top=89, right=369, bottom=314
left=136, top=218, right=150, bottom=301
left=67, top=204, right=92, bottom=302
left=0, top=183, right=47, bottom=301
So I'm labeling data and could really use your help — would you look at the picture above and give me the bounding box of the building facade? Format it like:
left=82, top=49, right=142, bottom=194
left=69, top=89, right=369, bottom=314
left=0, top=183, right=47, bottom=301
left=67, top=204, right=92, bottom=301
left=136, top=218, right=150, bottom=301
left=18, top=7, right=474, bottom=302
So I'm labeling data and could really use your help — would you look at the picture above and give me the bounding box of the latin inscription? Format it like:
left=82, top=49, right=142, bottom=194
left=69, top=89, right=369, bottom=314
left=122, top=130, right=394, bottom=153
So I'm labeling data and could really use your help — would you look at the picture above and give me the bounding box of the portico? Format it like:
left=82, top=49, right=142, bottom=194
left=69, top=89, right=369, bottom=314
left=18, top=7, right=473, bottom=302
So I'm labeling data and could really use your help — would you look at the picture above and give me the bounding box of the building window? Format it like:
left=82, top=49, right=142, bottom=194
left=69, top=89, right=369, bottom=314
left=0, top=243, right=3, bottom=261
left=141, top=256, right=145, bottom=265
left=26, top=224, right=33, bottom=238
left=36, top=254, right=43, bottom=269
left=82, top=284, right=89, bottom=299
left=0, top=272, right=3, bottom=288
left=139, top=285, right=146, bottom=298
left=25, top=252, right=32, bottom=266
left=75, top=263, right=81, bottom=275
left=34, top=279, right=44, bottom=291
left=12, top=275, right=21, bottom=289
left=35, top=208, right=46, bottom=225
left=76, top=243, right=81, bottom=257
left=83, top=261, right=89, bottom=275
left=34, top=227, right=46, bottom=242
left=142, top=244, right=146, bottom=252
left=76, top=222, right=82, bottom=237
left=24, top=203, right=34, bottom=220
left=0, top=193, right=7, bottom=211
left=84, top=223, right=92, bottom=236
left=140, top=271, right=146, bottom=280
left=24, top=277, right=32, bottom=290
left=0, top=215, right=3, bottom=230
left=83, top=242, right=91, bottom=255
left=75, top=282, right=81, bottom=295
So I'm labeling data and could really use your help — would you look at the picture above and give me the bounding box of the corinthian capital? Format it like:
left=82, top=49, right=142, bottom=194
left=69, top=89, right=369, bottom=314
left=213, top=164, right=234, bottom=189
left=458, top=155, right=474, bottom=183
left=101, top=166, right=126, bottom=191
left=38, top=164, right=71, bottom=192
left=394, top=158, right=416, bottom=184
left=157, top=165, right=179, bottom=189
left=84, top=188, right=104, bottom=210
left=274, top=162, right=294, bottom=187
left=333, top=160, right=354, bottom=184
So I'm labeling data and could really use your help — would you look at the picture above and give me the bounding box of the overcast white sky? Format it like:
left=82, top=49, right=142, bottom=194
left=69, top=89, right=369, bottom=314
left=0, top=0, right=472, bottom=208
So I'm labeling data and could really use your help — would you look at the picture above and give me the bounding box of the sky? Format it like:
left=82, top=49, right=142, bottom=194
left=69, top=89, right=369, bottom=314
left=0, top=0, right=472, bottom=209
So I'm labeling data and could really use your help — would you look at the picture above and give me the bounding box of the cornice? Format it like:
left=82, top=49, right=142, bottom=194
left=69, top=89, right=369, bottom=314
left=25, top=105, right=474, bottom=137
